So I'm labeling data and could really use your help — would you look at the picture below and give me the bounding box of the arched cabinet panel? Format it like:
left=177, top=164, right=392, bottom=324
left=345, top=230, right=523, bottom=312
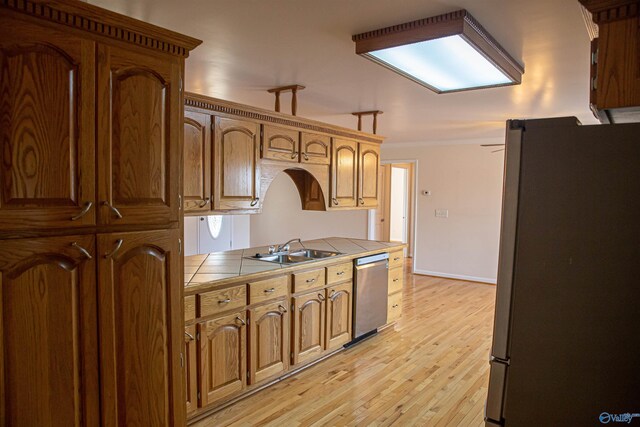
left=183, top=112, right=212, bottom=213
left=326, top=282, right=353, bottom=350
left=249, top=300, right=289, bottom=384
left=0, top=18, right=96, bottom=231
left=0, top=235, right=99, bottom=426
left=358, top=143, right=380, bottom=207
left=97, top=44, right=181, bottom=226
left=262, top=125, right=299, bottom=162
left=301, top=132, right=331, bottom=165
left=330, top=138, right=357, bottom=207
left=97, top=229, right=182, bottom=426
left=292, top=291, right=326, bottom=366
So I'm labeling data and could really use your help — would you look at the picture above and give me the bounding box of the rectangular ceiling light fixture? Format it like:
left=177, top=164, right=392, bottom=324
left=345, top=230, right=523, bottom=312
left=352, top=10, right=524, bottom=93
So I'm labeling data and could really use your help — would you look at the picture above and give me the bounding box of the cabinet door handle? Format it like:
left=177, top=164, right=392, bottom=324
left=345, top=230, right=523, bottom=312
left=264, top=288, right=276, bottom=293
left=306, top=278, right=315, bottom=283
left=218, top=298, right=231, bottom=304
left=104, top=239, right=123, bottom=259
left=71, top=242, right=92, bottom=259
left=303, top=153, right=309, bottom=161
left=291, top=151, right=298, bottom=159
left=102, top=201, right=123, bottom=219
left=278, top=304, right=287, bottom=313
left=71, top=201, right=93, bottom=221
left=393, top=278, right=399, bottom=282
left=394, top=257, right=401, bottom=261
left=199, top=197, right=210, bottom=208
left=185, top=331, right=195, bottom=341
left=336, top=271, right=344, bottom=276
left=392, top=304, right=399, bottom=308
left=318, top=293, right=325, bottom=301
left=250, top=197, right=259, bottom=207
left=235, top=316, right=246, bottom=326
left=332, top=198, right=339, bottom=206
left=359, top=198, right=365, bottom=205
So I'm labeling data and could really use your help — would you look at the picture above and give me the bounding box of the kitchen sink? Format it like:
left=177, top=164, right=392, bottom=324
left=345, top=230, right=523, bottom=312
left=247, top=248, right=343, bottom=264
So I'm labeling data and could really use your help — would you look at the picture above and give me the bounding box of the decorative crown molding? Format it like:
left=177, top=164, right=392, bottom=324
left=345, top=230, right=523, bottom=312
left=1, top=0, right=202, bottom=57
left=578, top=0, right=640, bottom=23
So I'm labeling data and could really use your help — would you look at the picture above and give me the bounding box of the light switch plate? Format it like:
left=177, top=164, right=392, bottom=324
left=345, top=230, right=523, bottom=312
left=435, top=209, right=448, bottom=218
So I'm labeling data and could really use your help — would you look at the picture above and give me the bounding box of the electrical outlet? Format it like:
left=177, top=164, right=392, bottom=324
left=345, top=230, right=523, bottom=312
left=435, top=209, right=448, bottom=218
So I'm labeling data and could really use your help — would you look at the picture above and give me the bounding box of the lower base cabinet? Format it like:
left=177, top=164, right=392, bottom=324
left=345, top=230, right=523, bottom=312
left=292, top=291, right=326, bottom=365
left=198, top=310, right=247, bottom=407
left=249, top=299, right=290, bottom=384
left=326, top=282, right=353, bottom=351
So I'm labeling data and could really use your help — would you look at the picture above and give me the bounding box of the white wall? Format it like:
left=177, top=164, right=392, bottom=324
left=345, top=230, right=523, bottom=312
left=382, top=143, right=504, bottom=284
left=250, top=172, right=368, bottom=246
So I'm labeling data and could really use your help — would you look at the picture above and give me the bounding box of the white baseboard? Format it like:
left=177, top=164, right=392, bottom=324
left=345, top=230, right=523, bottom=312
left=413, top=269, right=496, bottom=285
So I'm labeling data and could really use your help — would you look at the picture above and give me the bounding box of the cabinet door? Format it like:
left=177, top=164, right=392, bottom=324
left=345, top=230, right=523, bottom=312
left=358, top=142, right=380, bottom=207
left=97, top=229, right=183, bottom=426
left=183, top=111, right=212, bottom=213
left=301, top=132, right=331, bottom=165
left=249, top=300, right=289, bottom=384
left=184, top=325, right=198, bottom=417
left=326, top=282, right=353, bottom=351
left=0, top=235, right=99, bottom=426
left=97, top=44, right=181, bottom=226
left=262, top=125, right=299, bottom=162
left=330, top=139, right=357, bottom=207
left=199, top=311, right=247, bottom=407
left=213, top=117, right=261, bottom=210
left=292, top=291, right=326, bottom=366
left=0, top=18, right=96, bottom=231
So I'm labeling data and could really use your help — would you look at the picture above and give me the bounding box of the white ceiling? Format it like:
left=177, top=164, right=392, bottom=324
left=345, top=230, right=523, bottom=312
left=89, top=0, right=598, bottom=144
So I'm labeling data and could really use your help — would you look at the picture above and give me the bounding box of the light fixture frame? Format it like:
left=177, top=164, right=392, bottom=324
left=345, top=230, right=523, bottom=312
left=352, top=9, right=524, bottom=93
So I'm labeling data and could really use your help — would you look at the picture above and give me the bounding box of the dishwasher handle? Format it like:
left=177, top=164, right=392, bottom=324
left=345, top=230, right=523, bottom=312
left=355, top=259, right=389, bottom=271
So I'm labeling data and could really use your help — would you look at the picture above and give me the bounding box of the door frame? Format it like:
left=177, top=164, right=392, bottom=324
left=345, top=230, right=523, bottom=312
left=368, top=159, right=418, bottom=265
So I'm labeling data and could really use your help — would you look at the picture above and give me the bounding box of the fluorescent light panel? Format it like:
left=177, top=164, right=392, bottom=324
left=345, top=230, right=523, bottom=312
left=352, top=10, right=524, bottom=94
left=367, top=35, right=512, bottom=92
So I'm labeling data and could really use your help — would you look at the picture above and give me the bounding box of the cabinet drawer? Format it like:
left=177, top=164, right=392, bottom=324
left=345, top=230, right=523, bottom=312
left=388, top=267, right=404, bottom=295
left=199, top=285, right=247, bottom=317
left=326, top=262, right=353, bottom=285
left=387, top=291, right=403, bottom=323
left=185, top=295, right=196, bottom=322
left=293, top=268, right=325, bottom=293
left=249, top=276, right=289, bottom=305
left=388, top=250, right=404, bottom=269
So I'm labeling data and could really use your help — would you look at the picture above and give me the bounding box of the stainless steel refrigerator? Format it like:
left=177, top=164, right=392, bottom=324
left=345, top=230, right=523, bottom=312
left=485, top=117, right=640, bottom=426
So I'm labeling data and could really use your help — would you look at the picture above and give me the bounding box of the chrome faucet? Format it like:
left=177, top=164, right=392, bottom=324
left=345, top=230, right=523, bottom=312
left=269, top=238, right=303, bottom=254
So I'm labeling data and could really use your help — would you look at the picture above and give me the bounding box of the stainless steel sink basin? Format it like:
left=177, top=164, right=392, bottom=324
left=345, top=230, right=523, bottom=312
left=247, top=248, right=342, bottom=264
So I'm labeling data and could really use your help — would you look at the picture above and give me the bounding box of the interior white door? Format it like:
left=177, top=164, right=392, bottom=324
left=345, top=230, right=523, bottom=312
left=369, top=165, right=388, bottom=241
left=389, top=166, right=408, bottom=244
left=198, top=215, right=233, bottom=253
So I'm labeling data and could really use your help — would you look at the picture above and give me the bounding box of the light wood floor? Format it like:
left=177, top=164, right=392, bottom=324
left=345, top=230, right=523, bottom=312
left=195, top=262, right=496, bottom=427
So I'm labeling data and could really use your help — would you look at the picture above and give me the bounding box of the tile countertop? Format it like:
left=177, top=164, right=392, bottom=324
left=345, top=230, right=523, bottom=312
left=184, top=237, right=405, bottom=295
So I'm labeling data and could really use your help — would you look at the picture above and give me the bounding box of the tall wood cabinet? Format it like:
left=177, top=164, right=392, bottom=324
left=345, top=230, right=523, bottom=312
left=0, top=2, right=200, bottom=426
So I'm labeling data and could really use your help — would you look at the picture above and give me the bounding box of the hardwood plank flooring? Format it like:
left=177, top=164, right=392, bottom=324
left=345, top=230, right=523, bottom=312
left=194, top=262, right=496, bottom=426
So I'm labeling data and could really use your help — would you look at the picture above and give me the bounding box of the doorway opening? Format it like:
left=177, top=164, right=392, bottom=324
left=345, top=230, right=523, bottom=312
left=368, top=161, right=416, bottom=259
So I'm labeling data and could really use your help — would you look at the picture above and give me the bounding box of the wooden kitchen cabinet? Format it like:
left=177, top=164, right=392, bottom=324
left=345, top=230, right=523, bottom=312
left=213, top=117, right=261, bottom=210
left=301, top=132, right=331, bottom=165
left=185, top=324, right=198, bottom=416
left=292, top=290, right=326, bottom=365
left=97, top=229, right=183, bottom=426
left=97, top=44, right=182, bottom=227
left=330, top=138, right=358, bottom=207
left=262, top=124, right=300, bottom=162
left=249, top=300, right=290, bottom=384
left=199, top=310, right=248, bottom=407
left=326, top=282, right=353, bottom=351
left=357, top=142, right=380, bottom=207
left=184, top=111, right=212, bottom=213
left=0, top=235, right=100, bottom=427
left=0, top=18, right=96, bottom=231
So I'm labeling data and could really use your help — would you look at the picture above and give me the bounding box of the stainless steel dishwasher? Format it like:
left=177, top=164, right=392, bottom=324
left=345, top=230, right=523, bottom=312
left=352, top=252, right=389, bottom=341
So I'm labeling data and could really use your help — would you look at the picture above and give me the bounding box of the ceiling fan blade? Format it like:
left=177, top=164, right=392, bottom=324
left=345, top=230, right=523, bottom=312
left=481, top=143, right=506, bottom=147
left=492, top=148, right=505, bottom=153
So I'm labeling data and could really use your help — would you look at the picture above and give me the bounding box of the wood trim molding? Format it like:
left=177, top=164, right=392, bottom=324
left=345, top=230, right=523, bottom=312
left=184, top=93, right=384, bottom=144
left=0, top=0, right=202, bottom=57
left=579, top=0, right=640, bottom=23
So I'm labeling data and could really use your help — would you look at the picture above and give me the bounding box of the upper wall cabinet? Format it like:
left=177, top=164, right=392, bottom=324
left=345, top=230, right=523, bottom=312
left=330, top=139, right=358, bottom=208
left=358, top=142, right=380, bottom=207
left=0, top=19, right=96, bottom=231
left=183, top=111, right=212, bottom=213
left=213, top=117, right=261, bottom=211
left=262, top=125, right=300, bottom=162
left=97, top=44, right=182, bottom=226
left=301, top=132, right=331, bottom=165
